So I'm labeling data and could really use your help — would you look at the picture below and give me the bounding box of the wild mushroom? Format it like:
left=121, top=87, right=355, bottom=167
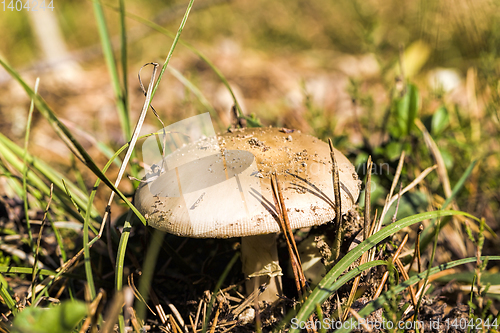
left=134, top=127, right=361, bottom=305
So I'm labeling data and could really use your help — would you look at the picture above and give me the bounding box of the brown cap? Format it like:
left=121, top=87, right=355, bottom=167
left=134, top=127, right=361, bottom=238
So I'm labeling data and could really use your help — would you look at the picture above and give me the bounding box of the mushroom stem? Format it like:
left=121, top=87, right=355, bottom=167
left=241, top=234, right=283, bottom=305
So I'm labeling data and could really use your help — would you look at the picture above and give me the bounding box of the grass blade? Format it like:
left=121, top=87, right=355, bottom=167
left=136, top=229, right=165, bottom=321
left=119, top=0, right=128, bottom=120
left=168, top=66, right=217, bottom=116
left=150, top=0, right=195, bottom=103
left=333, top=256, right=500, bottom=333
left=289, top=210, right=478, bottom=332
left=274, top=260, right=386, bottom=332
left=0, top=273, right=18, bottom=315
left=92, top=0, right=130, bottom=141
left=103, top=6, right=261, bottom=126
left=0, top=57, right=146, bottom=226
left=0, top=133, right=100, bottom=221
left=115, top=210, right=133, bottom=333
left=23, top=77, right=40, bottom=249
left=0, top=138, right=51, bottom=200
left=419, top=159, right=479, bottom=251
left=0, top=266, right=56, bottom=276
left=32, top=140, right=131, bottom=305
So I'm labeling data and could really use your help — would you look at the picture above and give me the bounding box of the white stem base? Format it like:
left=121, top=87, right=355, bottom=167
left=241, top=234, right=283, bottom=305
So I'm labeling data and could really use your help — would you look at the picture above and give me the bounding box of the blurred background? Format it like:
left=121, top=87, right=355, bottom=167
left=1, top=0, right=499, bottom=139
left=0, top=0, right=499, bottom=257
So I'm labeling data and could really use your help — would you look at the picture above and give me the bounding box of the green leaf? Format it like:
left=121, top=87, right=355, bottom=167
left=385, top=141, right=403, bottom=161
left=434, top=271, right=500, bottom=285
left=392, top=84, right=419, bottom=137
left=12, top=301, right=87, bottom=333
left=431, top=106, right=450, bottom=136
left=439, top=147, right=454, bottom=170
left=381, top=190, right=428, bottom=225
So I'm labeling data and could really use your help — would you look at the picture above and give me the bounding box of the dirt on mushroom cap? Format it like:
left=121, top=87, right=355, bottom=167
left=134, top=127, right=361, bottom=238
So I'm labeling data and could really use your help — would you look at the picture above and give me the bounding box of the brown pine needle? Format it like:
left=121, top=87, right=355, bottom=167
left=170, top=315, right=180, bottom=333
left=393, top=234, right=409, bottom=261
left=364, top=156, right=373, bottom=240
left=209, top=302, right=223, bottom=333
left=409, top=224, right=424, bottom=289
left=156, top=289, right=188, bottom=332
left=395, top=258, right=418, bottom=309
left=348, top=308, right=372, bottom=332
left=342, top=251, right=368, bottom=321
left=271, top=174, right=307, bottom=299
left=150, top=290, right=168, bottom=325
left=189, top=314, right=196, bottom=333
left=128, top=273, right=155, bottom=316
left=336, top=293, right=342, bottom=321
left=373, top=234, right=408, bottom=300
left=328, top=138, right=343, bottom=261
left=271, top=174, right=315, bottom=333
left=373, top=271, right=389, bottom=299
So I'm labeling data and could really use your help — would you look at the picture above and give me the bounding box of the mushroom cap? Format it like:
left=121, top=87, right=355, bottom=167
left=134, top=127, right=361, bottom=238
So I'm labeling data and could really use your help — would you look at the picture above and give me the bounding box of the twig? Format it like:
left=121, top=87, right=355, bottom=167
left=194, top=298, right=203, bottom=333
